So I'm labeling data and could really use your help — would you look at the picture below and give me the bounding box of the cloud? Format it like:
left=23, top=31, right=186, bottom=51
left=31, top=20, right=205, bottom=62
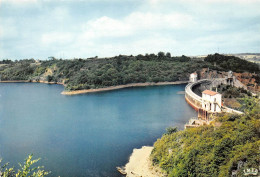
left=41, top=32, right=74, bottom=45
left=81, top=16, right=133, bottom=39
left=192, top=0, right=260, bottom=4
left=126, top=12, right=193, bottom=29
left=81, top=12, right=193, bottom=40
left=0, top=0, right=37, bottom=5
left=1, top=0, right=260, bottom=59
left=148, top=0, right=260, bottom=4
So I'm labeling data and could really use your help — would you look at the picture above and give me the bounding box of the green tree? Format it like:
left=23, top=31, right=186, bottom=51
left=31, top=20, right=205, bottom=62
left=165, top=127, right=178, bottom=135
left=0, top=154, right=50, bottom=177
left=166, top=52, right=171, bottom=58
left=157, top=52, right=165, bottom=60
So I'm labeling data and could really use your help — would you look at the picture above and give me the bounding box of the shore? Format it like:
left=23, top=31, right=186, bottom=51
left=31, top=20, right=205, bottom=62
left=124, top=146, right=166, bottom=177
left=61, top=81, right=188, bottom=95
left=0, top=80, right=64, bottom=85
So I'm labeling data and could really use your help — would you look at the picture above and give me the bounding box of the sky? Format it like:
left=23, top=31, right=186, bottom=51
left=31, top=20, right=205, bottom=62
left=0, top=0, right=260, bottom=60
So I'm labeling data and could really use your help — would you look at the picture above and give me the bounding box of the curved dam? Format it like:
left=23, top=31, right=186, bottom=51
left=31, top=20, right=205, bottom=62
left=185, top=79, right=244, bottom=115
left=184, top=79, right=211, bottom=111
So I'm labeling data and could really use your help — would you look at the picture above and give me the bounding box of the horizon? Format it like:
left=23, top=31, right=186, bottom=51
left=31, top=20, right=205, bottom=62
left=1, top=0, right=260, bottom=60
left=1, top=52, right=260, bottom=61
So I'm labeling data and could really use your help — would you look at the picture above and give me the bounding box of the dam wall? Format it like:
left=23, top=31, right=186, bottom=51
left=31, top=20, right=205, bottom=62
left=185, top=79, right=244, bottom=115
left=184, top=80, right=208, bottom=111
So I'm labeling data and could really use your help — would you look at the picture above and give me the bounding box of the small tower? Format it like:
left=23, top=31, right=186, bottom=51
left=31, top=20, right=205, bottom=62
left=227, top=71, right=233, bottom=78
left=226, top=71, right=234, bottom=86
left=189, top=72, right=198, bottom=83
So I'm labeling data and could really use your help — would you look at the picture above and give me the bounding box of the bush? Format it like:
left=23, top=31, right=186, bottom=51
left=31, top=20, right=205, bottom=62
left=151, top=98, right=260, bottom=176
left=0, top=154, right=50, bottom=177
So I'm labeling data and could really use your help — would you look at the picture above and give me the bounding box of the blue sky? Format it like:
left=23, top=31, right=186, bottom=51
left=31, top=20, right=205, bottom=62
left=0, top=0, right=259, bottom=60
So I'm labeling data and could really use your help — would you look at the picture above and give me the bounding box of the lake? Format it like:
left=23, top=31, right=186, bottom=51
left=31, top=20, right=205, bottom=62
left=0, top=83, right=196, bottom=177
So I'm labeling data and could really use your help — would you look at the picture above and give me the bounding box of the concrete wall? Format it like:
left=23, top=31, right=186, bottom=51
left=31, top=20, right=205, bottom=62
left=185, top=79, right=244, bottom=115
left=185, top=80, right=207, bottom=111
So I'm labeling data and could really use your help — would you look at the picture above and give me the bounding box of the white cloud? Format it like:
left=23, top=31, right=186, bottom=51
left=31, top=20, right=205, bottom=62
left=81, top=12, right=193, bottom=40
left=148, top=0, right=260, bottom=4
left=82, top=16, right=133, bottom=39
left=191, top=0, right=260, bottom=4
left=0, top=0, right=37, bottom=5
left=1, top=0, right=260, bottom=59
left=67, top=35, right=178, bottom=58
left=126, top=12, right=193, bottom=29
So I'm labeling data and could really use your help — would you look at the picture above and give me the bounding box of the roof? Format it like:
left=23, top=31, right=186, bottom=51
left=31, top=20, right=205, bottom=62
left=202, top=90, right=219, bottom=96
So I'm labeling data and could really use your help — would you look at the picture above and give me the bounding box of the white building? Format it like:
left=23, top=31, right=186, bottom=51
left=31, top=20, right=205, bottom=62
left=202, top=90, right=222, bottom=112
left=189, top=72, right=198, bottom=82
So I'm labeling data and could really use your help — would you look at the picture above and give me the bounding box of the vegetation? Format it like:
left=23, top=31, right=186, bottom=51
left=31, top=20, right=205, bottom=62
left=205, top=53, right=259, bottom=73
left=0, top=154, right=49, bottom=177
left=0, top=53, right=259, bottom=91
left=215, top=84, right=256, bottom=111
left=151, top=97, right=260, bottom=177
left=216, top=84, right=252, bottom=98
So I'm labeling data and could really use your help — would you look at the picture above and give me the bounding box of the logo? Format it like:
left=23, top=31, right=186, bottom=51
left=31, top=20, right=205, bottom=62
left=243, top=168, right=258, bottom=176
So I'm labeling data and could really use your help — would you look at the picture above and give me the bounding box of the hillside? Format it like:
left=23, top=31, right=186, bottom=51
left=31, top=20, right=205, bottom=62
left=151, top=97, right=260, bottom=177
left=0, top=53, right=259, bottom=92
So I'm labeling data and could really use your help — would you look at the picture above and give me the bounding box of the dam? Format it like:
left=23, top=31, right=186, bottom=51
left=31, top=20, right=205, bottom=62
left=184, top=72, right=244, bottom=128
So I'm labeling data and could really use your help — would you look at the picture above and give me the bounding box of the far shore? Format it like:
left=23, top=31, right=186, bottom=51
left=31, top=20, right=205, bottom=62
left=61, top=81, right=188, bottom=95
left=0, top=80, right=188, bottom=95
left=0, top=80, right=64, bottom=85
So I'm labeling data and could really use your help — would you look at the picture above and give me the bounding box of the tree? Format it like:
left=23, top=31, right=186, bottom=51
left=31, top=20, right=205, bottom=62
left=166, top=52, right=171, bottom=58
left=165, top=127, right=178, bottom=135
left=0, top=154, right=50, bottom=177
left=158, top=52, right=165, bottom=60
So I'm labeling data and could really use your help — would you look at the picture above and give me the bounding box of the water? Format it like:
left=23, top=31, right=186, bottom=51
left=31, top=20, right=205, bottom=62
left=0, top=83, right=196, bottom=177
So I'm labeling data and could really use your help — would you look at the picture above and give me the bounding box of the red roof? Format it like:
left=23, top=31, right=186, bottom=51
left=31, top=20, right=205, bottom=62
left=202, top=90, right=219, bottom=96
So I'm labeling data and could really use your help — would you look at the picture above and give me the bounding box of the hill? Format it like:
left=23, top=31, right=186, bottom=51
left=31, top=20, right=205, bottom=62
left=0, top=53, right=259, bottom=92
left=151, top=97, right=260, bottom=177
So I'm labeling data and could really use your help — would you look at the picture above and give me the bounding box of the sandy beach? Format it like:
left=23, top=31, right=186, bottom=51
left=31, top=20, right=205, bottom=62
left=61, top=81, right=188, bottom=95
left=124, top=146, right=166, bottom=177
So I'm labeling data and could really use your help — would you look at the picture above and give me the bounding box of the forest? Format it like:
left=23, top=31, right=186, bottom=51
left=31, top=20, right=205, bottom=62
left=151, top=97, right=259, bottom=177
left=0, top=53, right=259, bottom=91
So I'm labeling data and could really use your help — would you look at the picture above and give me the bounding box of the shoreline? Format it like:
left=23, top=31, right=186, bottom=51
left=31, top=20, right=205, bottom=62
left=61, top=81, right=188, bottom=95
left=0, top=80, right=64, bottom=85
left=124, top=146, right=166, bottom=177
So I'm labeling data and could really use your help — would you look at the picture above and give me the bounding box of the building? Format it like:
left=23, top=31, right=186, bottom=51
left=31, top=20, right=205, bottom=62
left=198, top=90, right=222, bottom=121
left=202, top=90, right=222, bottom=112
left=189, top=72, right=198, bottom=83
